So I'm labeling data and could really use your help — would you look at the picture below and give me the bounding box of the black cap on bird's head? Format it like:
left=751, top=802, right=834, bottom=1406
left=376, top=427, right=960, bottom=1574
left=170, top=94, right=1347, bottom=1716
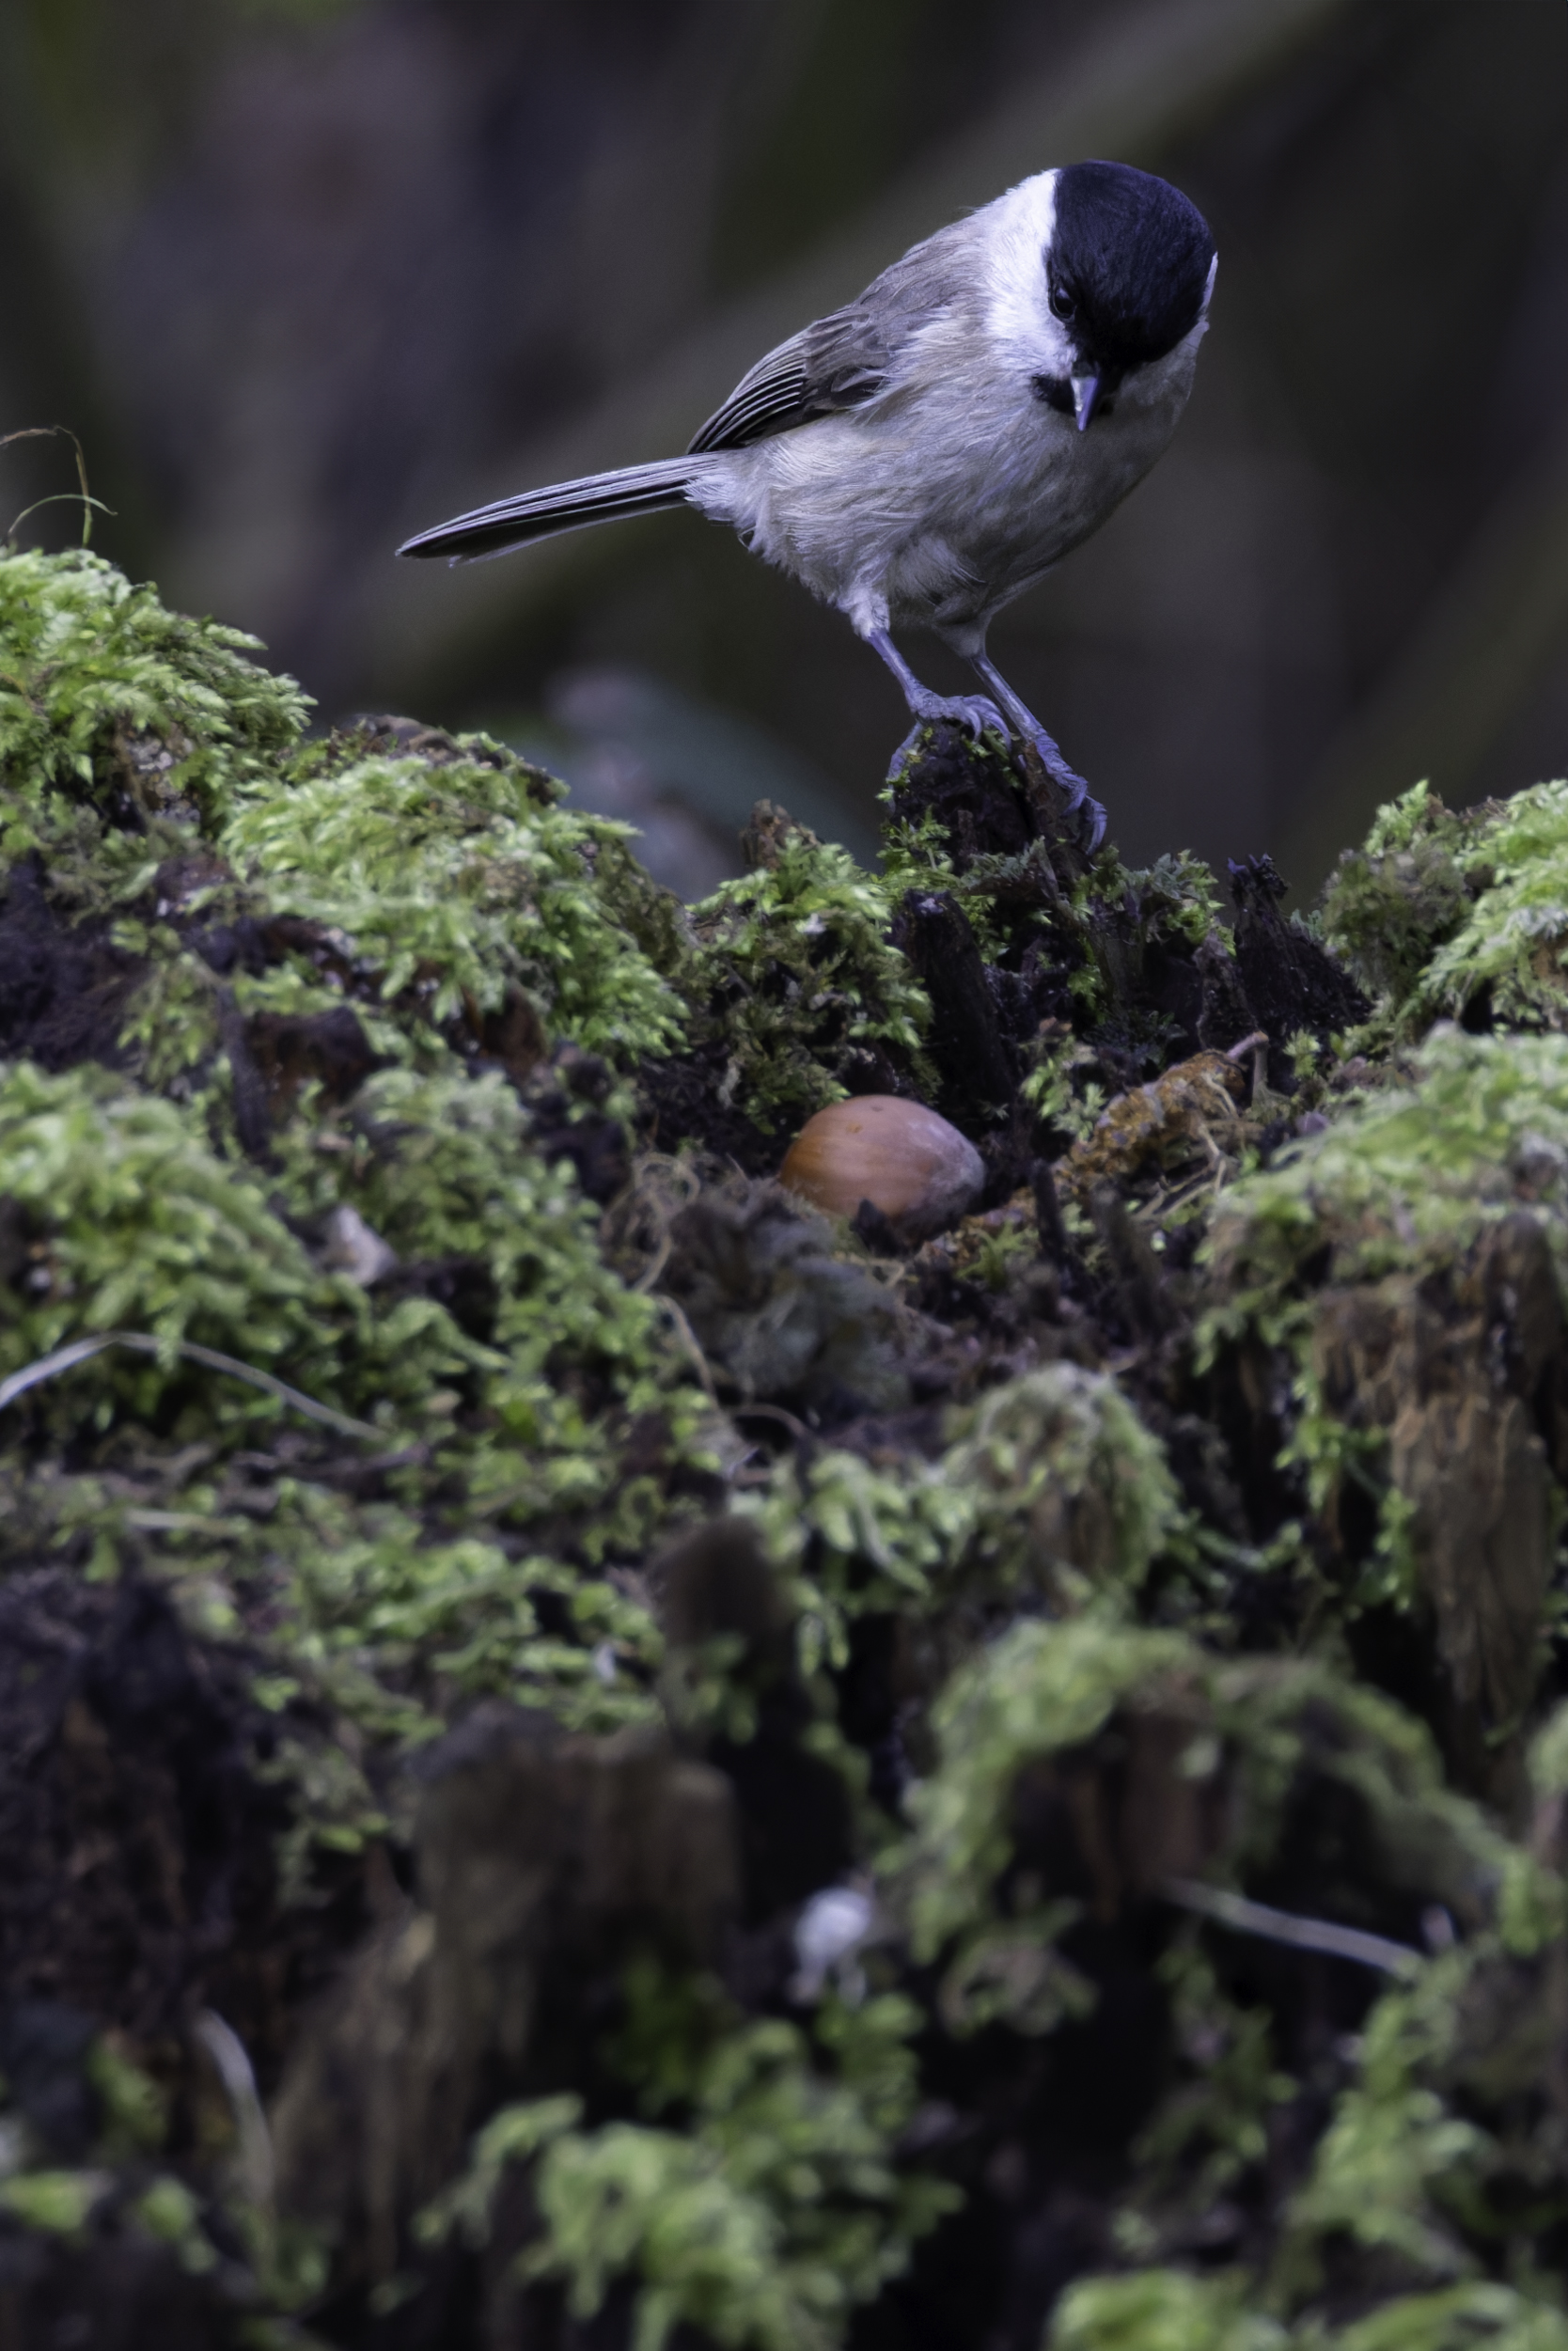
left=1045, top=161, right=1215, bottom=431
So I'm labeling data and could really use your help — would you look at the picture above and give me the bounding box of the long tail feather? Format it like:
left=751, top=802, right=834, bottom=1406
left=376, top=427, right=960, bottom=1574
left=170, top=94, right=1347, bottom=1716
left=398, top=459, right=697, bottom=562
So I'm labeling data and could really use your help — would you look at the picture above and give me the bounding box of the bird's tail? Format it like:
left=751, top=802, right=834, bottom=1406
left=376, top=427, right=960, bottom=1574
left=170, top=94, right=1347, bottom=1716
left=397, top=459, right=698, bottom=562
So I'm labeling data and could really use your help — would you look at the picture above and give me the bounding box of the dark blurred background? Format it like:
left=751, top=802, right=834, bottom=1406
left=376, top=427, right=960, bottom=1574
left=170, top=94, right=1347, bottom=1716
left=3, top=0, right=1566, bottom=898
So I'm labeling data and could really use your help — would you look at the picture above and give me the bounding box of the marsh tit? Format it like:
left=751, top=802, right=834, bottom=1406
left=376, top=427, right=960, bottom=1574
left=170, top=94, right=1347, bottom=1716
left=399, top=161, right=1217, bottom=847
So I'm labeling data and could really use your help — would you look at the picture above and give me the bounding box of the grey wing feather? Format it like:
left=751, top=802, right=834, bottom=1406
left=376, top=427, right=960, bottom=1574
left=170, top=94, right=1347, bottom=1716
left=686, top=310, right=889, bottom=453
left=686, top=222, right=974, bottom=455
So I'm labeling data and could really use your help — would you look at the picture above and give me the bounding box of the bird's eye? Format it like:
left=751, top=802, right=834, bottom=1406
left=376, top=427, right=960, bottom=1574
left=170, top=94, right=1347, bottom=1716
left=1048, top=281, right=1077, bottom=323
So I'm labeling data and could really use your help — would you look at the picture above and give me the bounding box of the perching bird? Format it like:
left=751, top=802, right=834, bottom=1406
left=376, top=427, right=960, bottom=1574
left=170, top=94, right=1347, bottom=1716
left=399, top=161, right=1217, bottom=848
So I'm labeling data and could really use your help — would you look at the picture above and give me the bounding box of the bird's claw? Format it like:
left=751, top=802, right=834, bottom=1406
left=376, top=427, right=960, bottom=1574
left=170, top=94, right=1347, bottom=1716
left=886, top=703, right=1107, bottom=851
left=885, top=694, right=1011, bottom=780
left=909, top=690, right=1010, bottom=739
left=1018, top=729, right=1107, bottom=852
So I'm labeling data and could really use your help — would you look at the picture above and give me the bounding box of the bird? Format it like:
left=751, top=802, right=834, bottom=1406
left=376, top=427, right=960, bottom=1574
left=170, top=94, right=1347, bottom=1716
left=398, top=160, right=1217, bottom=849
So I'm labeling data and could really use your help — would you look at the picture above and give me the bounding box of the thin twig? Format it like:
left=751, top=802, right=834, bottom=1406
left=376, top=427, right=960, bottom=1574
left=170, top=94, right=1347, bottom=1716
left=1163, top=1876, right=1422, bottom=1979
left=6, top=491, right=116, bottom=540
left=1, top=425, right=112, bottom=547
left=732, top=1402, right=811, bottom=1445
left=654, top=1294, right=720, bottom=1406
left=195, top=2011, right=275, bottom=2269
left=0, top=1330, right=384, bottom=1441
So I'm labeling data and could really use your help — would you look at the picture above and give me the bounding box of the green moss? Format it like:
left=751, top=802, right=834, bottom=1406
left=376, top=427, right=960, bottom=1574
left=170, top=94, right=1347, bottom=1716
left=741, top=1445, right=974, bottom=1676
left=1050, top=2275, right=1568, bottom=2351
left=1321, top=782, right=1486, bottom=1011
left=684, top=823, right=931, bottom=1127
left=1129, top=1940, right=1296, bottom=2218
left=898, top=1621, right=1510, bottom=1972
left=0, top=545, right=308, bottom=880
left=274, top=1488, right=664, bottom=1738
left=0, top=2170, right=109, bottom=2239
left=86, top=2038, right=168, bottom=2157
left=274, top=1066, right=668, bottom=1394
left=1322, top=776, right=1568, bottom=1039
left=1276, top=1950, right=1494, bottom=2296
left=899, top=1618, right=1196, bottom=1962
left=1051, top=2269, right=1286, bottom=2351
left=0, top=1049, right=711, bottom=1834
left=131, top=2177, right=219, bottom=2274
left=9, top=551, right=1568, bottom=2351
left=223, top=744, right=684, bottom=1064
left=1204, top=1027, right=1568, bottom=1333
left=421, top=1985, right=956, bottom=2351
left=943, top=1364, right=1184, bottom=1605
left=0, top=1060, right=388, bottom=1427
left=1335, top=2287, right=1568, bottom=2351
left=1528, top=1699, right=1568, bottom=1799
left=737, top=1365, right=1182, bottom=1685
left=1411, top=782, right=1568, bottom=1030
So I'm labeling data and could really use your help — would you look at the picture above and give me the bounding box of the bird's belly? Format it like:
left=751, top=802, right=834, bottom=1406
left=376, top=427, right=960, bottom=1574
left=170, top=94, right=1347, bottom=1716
left=887, top=399, right=1176, bottom=626
left=711, top=382, right=1184, bottom=634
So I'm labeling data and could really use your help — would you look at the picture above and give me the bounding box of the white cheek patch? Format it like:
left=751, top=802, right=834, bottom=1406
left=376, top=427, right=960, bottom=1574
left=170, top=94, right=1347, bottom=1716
left=982, top=170, right=1074, bottom=374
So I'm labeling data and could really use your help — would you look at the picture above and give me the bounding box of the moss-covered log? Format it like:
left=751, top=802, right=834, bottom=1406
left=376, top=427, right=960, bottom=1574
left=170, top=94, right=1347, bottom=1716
left=1, top=548, right=1566, bottom=2351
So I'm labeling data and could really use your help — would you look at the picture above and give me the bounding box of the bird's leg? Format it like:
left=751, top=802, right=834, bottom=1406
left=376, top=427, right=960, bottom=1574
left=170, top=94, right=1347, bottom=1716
left=865, top=627, right=1010, bottom=777
left=969, top=652, right=1106, bottom=849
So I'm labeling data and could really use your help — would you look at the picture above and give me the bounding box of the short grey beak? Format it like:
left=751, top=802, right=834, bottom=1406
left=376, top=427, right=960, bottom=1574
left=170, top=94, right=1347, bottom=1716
left=1073, top=373, right=1103, bottom=433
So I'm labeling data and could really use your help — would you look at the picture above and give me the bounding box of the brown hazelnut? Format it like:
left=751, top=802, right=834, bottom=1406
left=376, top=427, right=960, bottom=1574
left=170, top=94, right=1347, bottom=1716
left=779, top=1095, right=984, bottom=1243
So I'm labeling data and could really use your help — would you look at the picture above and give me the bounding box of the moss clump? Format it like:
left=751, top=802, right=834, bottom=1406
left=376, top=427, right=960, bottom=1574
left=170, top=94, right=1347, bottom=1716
left=1321, top=781, right=1488, bottom=1012
left=0, top=1058, right=705, bottom=1795
left=1205, top=1026, right=1568, bottom=1324
left=1412, top=781, right=1568, bottom=1030
left=1051, top=2269, right=1285, bottom=2351
left=683, top=818, right=932, bottom=1128
left=942, top=1363, right=1184, bottom=1603
left=0, top=1058, right=691, bottom=1454
left=1265, top=1939, right=1568, bottom=2330
left=0, top=558, right=721, bottom=1848
left=1051, top=2273, right=1568, bottom=2351
left=896, top=1616, right=1514, bottom=1975
left=0, top=546, right=310, bottom=886
left=8, top=549, right=1568, bottom=2351
left=0, top=1059, right=409, bottom=1425
left=421, top=1981, right=956, bottom=2351
left=224, top=738, right=684, bottom=1064
left=898, top=1616, right=1198, bottom=1962
left=1323, top=776, right=1568, bottom=1036
left=895, top=1618, right=1566, bottom=2323
left=738, top=1362, right=1184, bottom=1681
left=267, top=1492, right=666, bottom=1749
left=273, top=1066, right=675, bottom=1430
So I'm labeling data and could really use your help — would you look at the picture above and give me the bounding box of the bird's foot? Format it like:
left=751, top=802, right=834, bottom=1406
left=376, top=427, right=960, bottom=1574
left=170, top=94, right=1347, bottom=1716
left=886, top=691, right=1010, bottom=779
left=1013, top=727, right=1107, bottom=851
